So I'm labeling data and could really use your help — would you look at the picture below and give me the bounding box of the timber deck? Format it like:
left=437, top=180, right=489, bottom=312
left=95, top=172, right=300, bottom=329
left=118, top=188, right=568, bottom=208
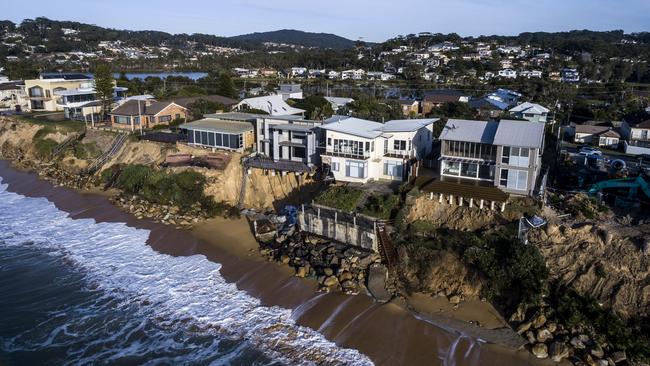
left=419, top=176, right=509, bottom=203
left=244, top=155, right=311, bottom=173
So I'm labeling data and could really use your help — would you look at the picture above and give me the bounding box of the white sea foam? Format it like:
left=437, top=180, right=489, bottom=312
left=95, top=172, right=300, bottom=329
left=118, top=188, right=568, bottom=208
left=0, top=179, right=374, bottom=366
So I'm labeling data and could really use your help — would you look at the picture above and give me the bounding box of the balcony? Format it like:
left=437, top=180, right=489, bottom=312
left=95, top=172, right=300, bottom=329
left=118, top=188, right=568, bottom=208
left=384, top=149, right=415, bottom=159
left=323, top=148, right=371, bottom=160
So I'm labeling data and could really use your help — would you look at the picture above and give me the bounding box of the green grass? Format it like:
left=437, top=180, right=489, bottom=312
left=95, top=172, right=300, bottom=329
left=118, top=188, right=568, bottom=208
left=313, top=186, right=364, bottom=212
left=34, top=138, right=58, bottom=159
left=19, top=116, right=85, bottom=133
left=360, top=193, right=400, bottom=219
left=73, top=142, right=101, bottom=160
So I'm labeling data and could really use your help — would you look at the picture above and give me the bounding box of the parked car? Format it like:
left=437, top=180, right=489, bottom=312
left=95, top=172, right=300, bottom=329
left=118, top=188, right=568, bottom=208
left=579, top=146, right=602, bottom=156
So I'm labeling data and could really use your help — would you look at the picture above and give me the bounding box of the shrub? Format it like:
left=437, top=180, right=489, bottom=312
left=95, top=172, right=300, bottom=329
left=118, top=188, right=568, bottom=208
left=314, top=186, right=364, bottom=212
left=360, top=194, right=400, bottom=219
left=115, top=164, right=153, bottom=194
left=33, top=138, right=58, bottom=158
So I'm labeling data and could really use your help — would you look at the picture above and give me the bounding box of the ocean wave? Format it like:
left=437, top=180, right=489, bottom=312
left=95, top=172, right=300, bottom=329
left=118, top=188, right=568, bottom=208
left=0, top=178, right=374, bottom=366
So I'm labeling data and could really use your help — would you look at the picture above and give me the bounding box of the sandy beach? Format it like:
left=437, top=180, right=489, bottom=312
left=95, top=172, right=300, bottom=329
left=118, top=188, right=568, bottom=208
left=0, top=159, right=552, bottom=366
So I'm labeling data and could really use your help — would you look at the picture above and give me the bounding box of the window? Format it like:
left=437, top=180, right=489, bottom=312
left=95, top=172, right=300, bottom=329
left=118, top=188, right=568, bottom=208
left=333, top=139, right=365, bottom=156
left=114, top=116, right=130, bottom=124
left=159, top=115, right=172, bottom=123
left=478, top=165, right=493, bottom=180
left=384, top=161, right=403, bottom=178
left=133, top=117, right=140, bottom=125
left=345, top=160, right=366, bottom=178
left=331, top=162, right=339, bottom=172
left=292, top=146, right=306, bottom=159
left=188, top=130, right=194, bottom=143
left=29, top=86, right=44, bottom=97
left=502, top=146, right=510, bottom=164
left=215, top=133, right=223, bottom=146
left=443, top=161, right=460, bottom=176
left=208, top=132, right=215, bottom=146
left=460, top=162, right=478, bottom=178
left=327, top=138, right=332, bottom=146
left=500, top=169, right=508, bottom=186
left=502, top=169, right=528, bottom=191
left=175, top=113, right=181, bottom=120
left=394, top=140, right=407, bottom=150
left=229, top=134, right=239, bottom=149
left=201, top=132, right=208, bottom=145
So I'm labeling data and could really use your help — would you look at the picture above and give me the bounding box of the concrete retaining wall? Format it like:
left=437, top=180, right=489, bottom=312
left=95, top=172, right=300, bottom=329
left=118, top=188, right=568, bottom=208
left=297, top=204, right=378, bottom=252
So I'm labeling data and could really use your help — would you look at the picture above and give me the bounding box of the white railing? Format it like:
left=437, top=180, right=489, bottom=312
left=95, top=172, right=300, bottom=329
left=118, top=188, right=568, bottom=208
left=324, top=148, right=372, bottom=159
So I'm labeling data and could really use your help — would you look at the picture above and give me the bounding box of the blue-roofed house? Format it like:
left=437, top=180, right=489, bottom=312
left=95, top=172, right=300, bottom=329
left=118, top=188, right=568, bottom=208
left=321, top=116, right=438, bottom=183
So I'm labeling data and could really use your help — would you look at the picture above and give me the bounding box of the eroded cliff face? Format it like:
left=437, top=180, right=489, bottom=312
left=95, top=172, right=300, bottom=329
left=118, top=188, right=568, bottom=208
left=530, top=216, right=650, bottom=320
left=0, top=117, right=318, bottom=211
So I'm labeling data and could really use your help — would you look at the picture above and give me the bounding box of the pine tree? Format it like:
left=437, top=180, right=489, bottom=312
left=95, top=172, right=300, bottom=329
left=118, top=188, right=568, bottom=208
left=94, top=63, right=114, bottom=117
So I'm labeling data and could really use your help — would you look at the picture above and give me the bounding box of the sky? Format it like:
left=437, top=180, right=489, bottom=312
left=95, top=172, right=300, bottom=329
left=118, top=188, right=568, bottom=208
left=3, top=0, right=649, bottom=42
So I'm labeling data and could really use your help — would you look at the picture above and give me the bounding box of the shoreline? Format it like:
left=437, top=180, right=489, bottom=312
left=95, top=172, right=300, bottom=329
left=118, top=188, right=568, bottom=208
left=0, top=159, right=544, bottom=365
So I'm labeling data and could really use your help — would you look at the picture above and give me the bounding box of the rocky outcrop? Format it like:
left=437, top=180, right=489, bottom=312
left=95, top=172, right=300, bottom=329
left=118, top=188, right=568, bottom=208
left=111, top=194, right=209, bottom=228
left=258, top=230, right=383, bottom=295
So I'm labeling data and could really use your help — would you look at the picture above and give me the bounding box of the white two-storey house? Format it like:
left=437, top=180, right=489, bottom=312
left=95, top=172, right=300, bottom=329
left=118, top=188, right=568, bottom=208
left=321, top=117, right=437, bottom=183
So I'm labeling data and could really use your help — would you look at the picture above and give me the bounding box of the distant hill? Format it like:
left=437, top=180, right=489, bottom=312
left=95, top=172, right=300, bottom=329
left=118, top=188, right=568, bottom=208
left=230, top=29, right=356, bottom=49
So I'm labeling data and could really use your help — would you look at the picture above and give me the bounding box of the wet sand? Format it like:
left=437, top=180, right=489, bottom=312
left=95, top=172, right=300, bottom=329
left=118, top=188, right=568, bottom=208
left=0, top=160, right=552, bottom=366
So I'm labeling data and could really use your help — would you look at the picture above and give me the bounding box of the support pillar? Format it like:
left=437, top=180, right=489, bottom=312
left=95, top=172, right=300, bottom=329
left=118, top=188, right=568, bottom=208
left=469, top=198, right=474, bottom=208
left=501, top=202, right=506, bottom=212
left=491, top=201, right=495, bottom=210
left=480, top=199, right=484, bottom=209
left=439, top=193, right=443, bottom=203
left=430, top=192, right=434, bottom=200
left=448, top=195, right=453, bottom=205
left=459, top=196, right=464, bottom=206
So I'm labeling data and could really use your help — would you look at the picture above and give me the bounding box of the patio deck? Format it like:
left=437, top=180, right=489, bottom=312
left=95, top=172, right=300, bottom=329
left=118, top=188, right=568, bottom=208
left=419, top=176, right=509, bottom=203
left=244, top=155, right=311, bottom=173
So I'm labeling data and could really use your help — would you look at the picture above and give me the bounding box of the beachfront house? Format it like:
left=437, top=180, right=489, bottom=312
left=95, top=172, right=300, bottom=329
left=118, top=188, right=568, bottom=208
left=180, top=117, right=255, bottom=153
left=509, top=102, right=551, bottom=123
left=108, top=100, right=188, bottom=131
left=321, top=116, right=438, bottom=183
left=24, top=73, right=126, bottom=120
left=438, top=119, right=545, bottom=196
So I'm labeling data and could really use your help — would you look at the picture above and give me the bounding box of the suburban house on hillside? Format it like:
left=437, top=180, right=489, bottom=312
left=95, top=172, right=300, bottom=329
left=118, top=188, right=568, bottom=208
left=0, top=81, right=28, bottom=112
left=324, top=97, right=354, bottom=111
left=573, top=124, right=621, bottom=148
left=621, top=114, right=650, bottom=155
left=438, top=119, right=545, bottom=196
left=25, top=73, right=126, bottom=120
left=421, top=90, right=470, bottom=115
left=275, top=84, right=303, bottom=100
left=180, top=117, right=255, bottom=153
left=233, top=95, right=305, bottom=116
left=397, top=100, right=420, bottom=117
left=320, top=116, right=438, bottom=183
left=509, top=102, right=551, bottom=123
left=108, top=100, right=187, bottom=131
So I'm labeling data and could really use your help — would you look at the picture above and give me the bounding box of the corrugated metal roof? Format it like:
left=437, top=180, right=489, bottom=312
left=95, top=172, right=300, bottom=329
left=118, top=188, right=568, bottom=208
left=509, top=102, right=550, bottom=114
left=439, top=119, right=498, bottom=144
left=493, top=119, right=545, bottom=148
left=180, top=118, right=254, bottom=134
left=320, top=116, right=384, bottom=139
left=383, top=118, right=439, bottom=132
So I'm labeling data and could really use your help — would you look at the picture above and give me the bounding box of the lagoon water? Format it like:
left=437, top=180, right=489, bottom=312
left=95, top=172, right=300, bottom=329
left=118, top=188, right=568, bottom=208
left=112, top=72, right=209, bottom=80
left=0, top=177, right=372, bottom=366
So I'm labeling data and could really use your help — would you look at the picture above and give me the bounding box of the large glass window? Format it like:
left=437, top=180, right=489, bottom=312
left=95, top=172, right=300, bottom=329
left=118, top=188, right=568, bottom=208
left=208, top=132, right=215, bottom=146
left=478, top=165, right=493, bottom=180
left=292, top=146, right=306, bottom=159
left=333, top=139, right=365, bottom=156
left=159, top=115, right=172, bottom=123
left=345, top=160, right=367, bottom=178
left=443, top=140, right=496, bottom=160
left=384, top=161, right=403, bottom=177
left=229, top=134, right=239, bottom=149
left=215, top=133, right=223, bottom=146
left=503, top=169, right=528, bottom=191
left=460, top=162, right=478, bottom=178
left=443, top=161, right=461, bottom=176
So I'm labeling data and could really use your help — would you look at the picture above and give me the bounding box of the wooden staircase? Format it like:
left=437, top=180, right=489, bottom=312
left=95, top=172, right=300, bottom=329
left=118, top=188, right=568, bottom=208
left=51, top=130, right=86, bottom=158
left=376, top=223, right=398, bottom=270
left=85, top=132, right=128, bottom=175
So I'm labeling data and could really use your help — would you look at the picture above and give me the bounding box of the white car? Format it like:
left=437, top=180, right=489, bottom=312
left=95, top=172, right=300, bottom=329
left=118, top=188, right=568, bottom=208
left=579, top=147, right=602, bottom=156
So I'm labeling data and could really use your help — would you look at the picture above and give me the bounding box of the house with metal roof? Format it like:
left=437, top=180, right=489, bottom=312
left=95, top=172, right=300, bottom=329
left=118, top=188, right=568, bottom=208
left=573, top=124, right=621, bottom=148
left=438, top=118, right=545, bottom=196
left=233, top=95, right=305, bottom=116
left=509, top=102, right=551, bottom=123
left=179, top=117, right=255, bottom=153
left=320, top=116, right=438, bottom=183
